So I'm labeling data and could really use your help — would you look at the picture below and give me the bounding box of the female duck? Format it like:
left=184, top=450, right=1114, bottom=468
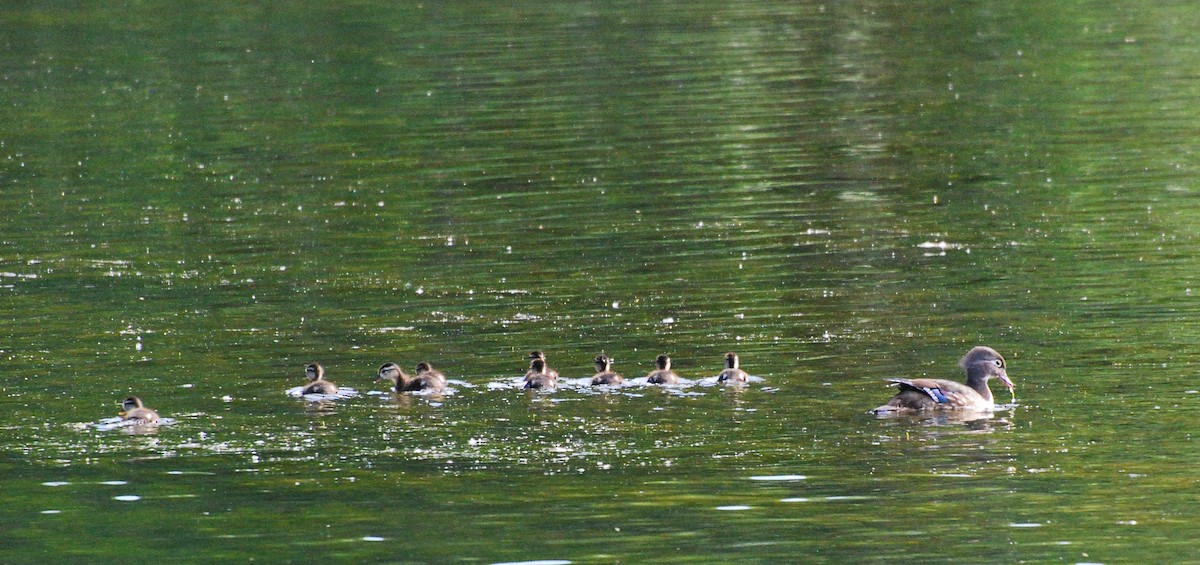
left=873, top=346, right=1015, bottom=413
left=590, top=354, right=624, bottom=386
left=120, top=396, right=160, bottom=424
left=301, top=362, right=339, bottom=395
left=717, top=352, right=750, bottom=384
left=377, top=362, right=447, bottom=392
left=646, top=354, right=681, bottom=385
left=524, top=358, right=557, bottom=390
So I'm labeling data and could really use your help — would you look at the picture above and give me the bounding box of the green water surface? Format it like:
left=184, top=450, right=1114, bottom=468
left=4, top=1, right=1200, bottom=563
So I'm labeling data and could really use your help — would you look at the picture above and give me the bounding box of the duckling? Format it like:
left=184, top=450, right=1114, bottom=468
left=409, top=362, right=448, bottom=392
left=120, top=396, right=160, bottom=424
left=527, top=351, right=560, bottom=380
left=301, top=362, right=339, bottom=395
left=717, top=352, right=750, bottom=384
left=375, top=362, right=411, bottom=390
left=524, top=358, right=557, bottom=389
left=646, top=354, right=681, bottom=385
left=590, top=354, right=624, bottom=386
left=376, top=362, right=447, bottom=392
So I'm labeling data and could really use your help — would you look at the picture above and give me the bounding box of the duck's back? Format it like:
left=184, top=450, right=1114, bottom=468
left=877, top=378, right=989, bottom=411
left=591, top=372, right=623, bottom=386
left=718, top=368, right=749, bottom=383
left=303, top=380, right=339, bottom=395
left=405, top=371, right=447, bottom=392
left=647, top=370, right=680, bottom=385
left=123, top=408, right=160, bottom=423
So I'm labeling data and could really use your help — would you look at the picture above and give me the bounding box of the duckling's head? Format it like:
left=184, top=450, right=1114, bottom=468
left=655, top=354, right=671, bottom=370
left=305, top=363, right=324, bottom=381
left=121, top=396, right=145, bottom=411
left=376, top=362, right=403, bottom=383
left=530, top=358, right=547, bottom=373
left=595, top=354, right=612, bottom=371
left=529, top=350, right=547, bottom=361
left=415, top=361, right=434, bottom=373
left=724, top=352, right=740, bottom=369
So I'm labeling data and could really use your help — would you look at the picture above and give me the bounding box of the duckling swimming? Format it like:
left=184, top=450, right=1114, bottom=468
left=646, top=354, right=681, bottom=385
left=120, top=396, right=160, bottom=424
left=301, top=362, right=339, bottom=395
left=716, top=352, right=750, bottom=384
left=527, top=351, right=559, bottom=380
left=524, top=357, right=557, bottom=389
left=376, top=362, right=447, bottom=392
left=590, top=354, right=624, bottom=386
left=411, top=362, right=448, bottom=391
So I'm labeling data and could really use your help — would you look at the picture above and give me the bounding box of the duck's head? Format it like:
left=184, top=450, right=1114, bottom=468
left=305, top=363, right=324, bottom=381
left=595, top=354, right=612, bottom=372
left=724, top=352, right=740, bottom=369
left=655, top=354, right=671, bottom=370
left=960, top=346, right=1013, bottom=390
left=529, top=350, right=547, bottom=361
left=376, top=362, right=403, bottom=383
left=119, top=396, right=145, bottom=416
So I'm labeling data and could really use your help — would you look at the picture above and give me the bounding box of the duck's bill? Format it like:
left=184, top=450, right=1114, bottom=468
left=999, top=373, right=1014, bottom=390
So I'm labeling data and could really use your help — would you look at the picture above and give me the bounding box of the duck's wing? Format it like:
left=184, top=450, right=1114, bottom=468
left=887, top=378, right=984, bottom=407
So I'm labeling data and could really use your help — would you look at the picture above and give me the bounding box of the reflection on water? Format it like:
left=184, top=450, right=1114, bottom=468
left=3, top=0, right=1200, bottom=562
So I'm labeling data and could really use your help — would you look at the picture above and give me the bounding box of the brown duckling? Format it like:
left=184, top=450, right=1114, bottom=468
left=524, top=358, right=557, bottom=389
left=646, top=354, right=681, bottom=385
left=377, top=362, right=448, bottom=392
left=717, top=352, right=750, bottom=384
left=301, top=362, right=339, bottom=395
left=590, top=354, right=624, bottom=386
left=527, top=351, right=559, bottom=380
left=120, top=396, right=160, bottom=424
left=873, top=346, right=1015, bottom=413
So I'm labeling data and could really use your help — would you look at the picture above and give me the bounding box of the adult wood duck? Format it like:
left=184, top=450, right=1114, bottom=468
left=590, top=354, right=624, bottom=386
left=524, top=357, right=557, bottom=389
left=646, top=354, right=681, bottom=385
left=301, top=362, right=339, bottom=395
left=716, top=352, right=749, bottom=384
left=873, top=346, right=1014, bottom=413
left=120, top=396, right=160, bottom=424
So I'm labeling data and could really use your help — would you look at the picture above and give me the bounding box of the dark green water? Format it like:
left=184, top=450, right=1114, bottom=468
left=4, top=1, right=1200, bottom=562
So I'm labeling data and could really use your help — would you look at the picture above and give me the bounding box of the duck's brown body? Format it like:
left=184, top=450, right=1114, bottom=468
left=646, top=354, right=681, bottom=385
left=524, top=358, right=557, bottom=389
left=716, top=352, right=749, bottom=384
left=874, top=346, right=1014, bottom=413
left=590, top=355, right=624, bottom=386
left=120, top=396, right=160, bottom=424
left=301, top=362, right=339, bottom=395
left=377, top=362, right=447, bottom=392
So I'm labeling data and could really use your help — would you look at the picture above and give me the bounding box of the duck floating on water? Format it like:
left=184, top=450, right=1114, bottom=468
left=646, top=354, right=681, bottom=385
left=301, top=362, right=339, bottom=395
left=524, top=357, right=557, bottom=390
left=120, top=396, right=160, bottom=424
left=377, top=362, right=448, bottom=392
left=590, top=354, right=624, bottom=386
left=716, top=352, right=749, bottom=384
left=872, top=346, right=1014, bottom=413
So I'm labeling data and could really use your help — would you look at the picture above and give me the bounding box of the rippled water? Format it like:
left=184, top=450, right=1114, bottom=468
left=4, top=0, right=1200, bottom=562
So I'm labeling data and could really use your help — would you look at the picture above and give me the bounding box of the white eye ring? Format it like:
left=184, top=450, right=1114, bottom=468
left=994, top=359, right=1004, bottom=367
